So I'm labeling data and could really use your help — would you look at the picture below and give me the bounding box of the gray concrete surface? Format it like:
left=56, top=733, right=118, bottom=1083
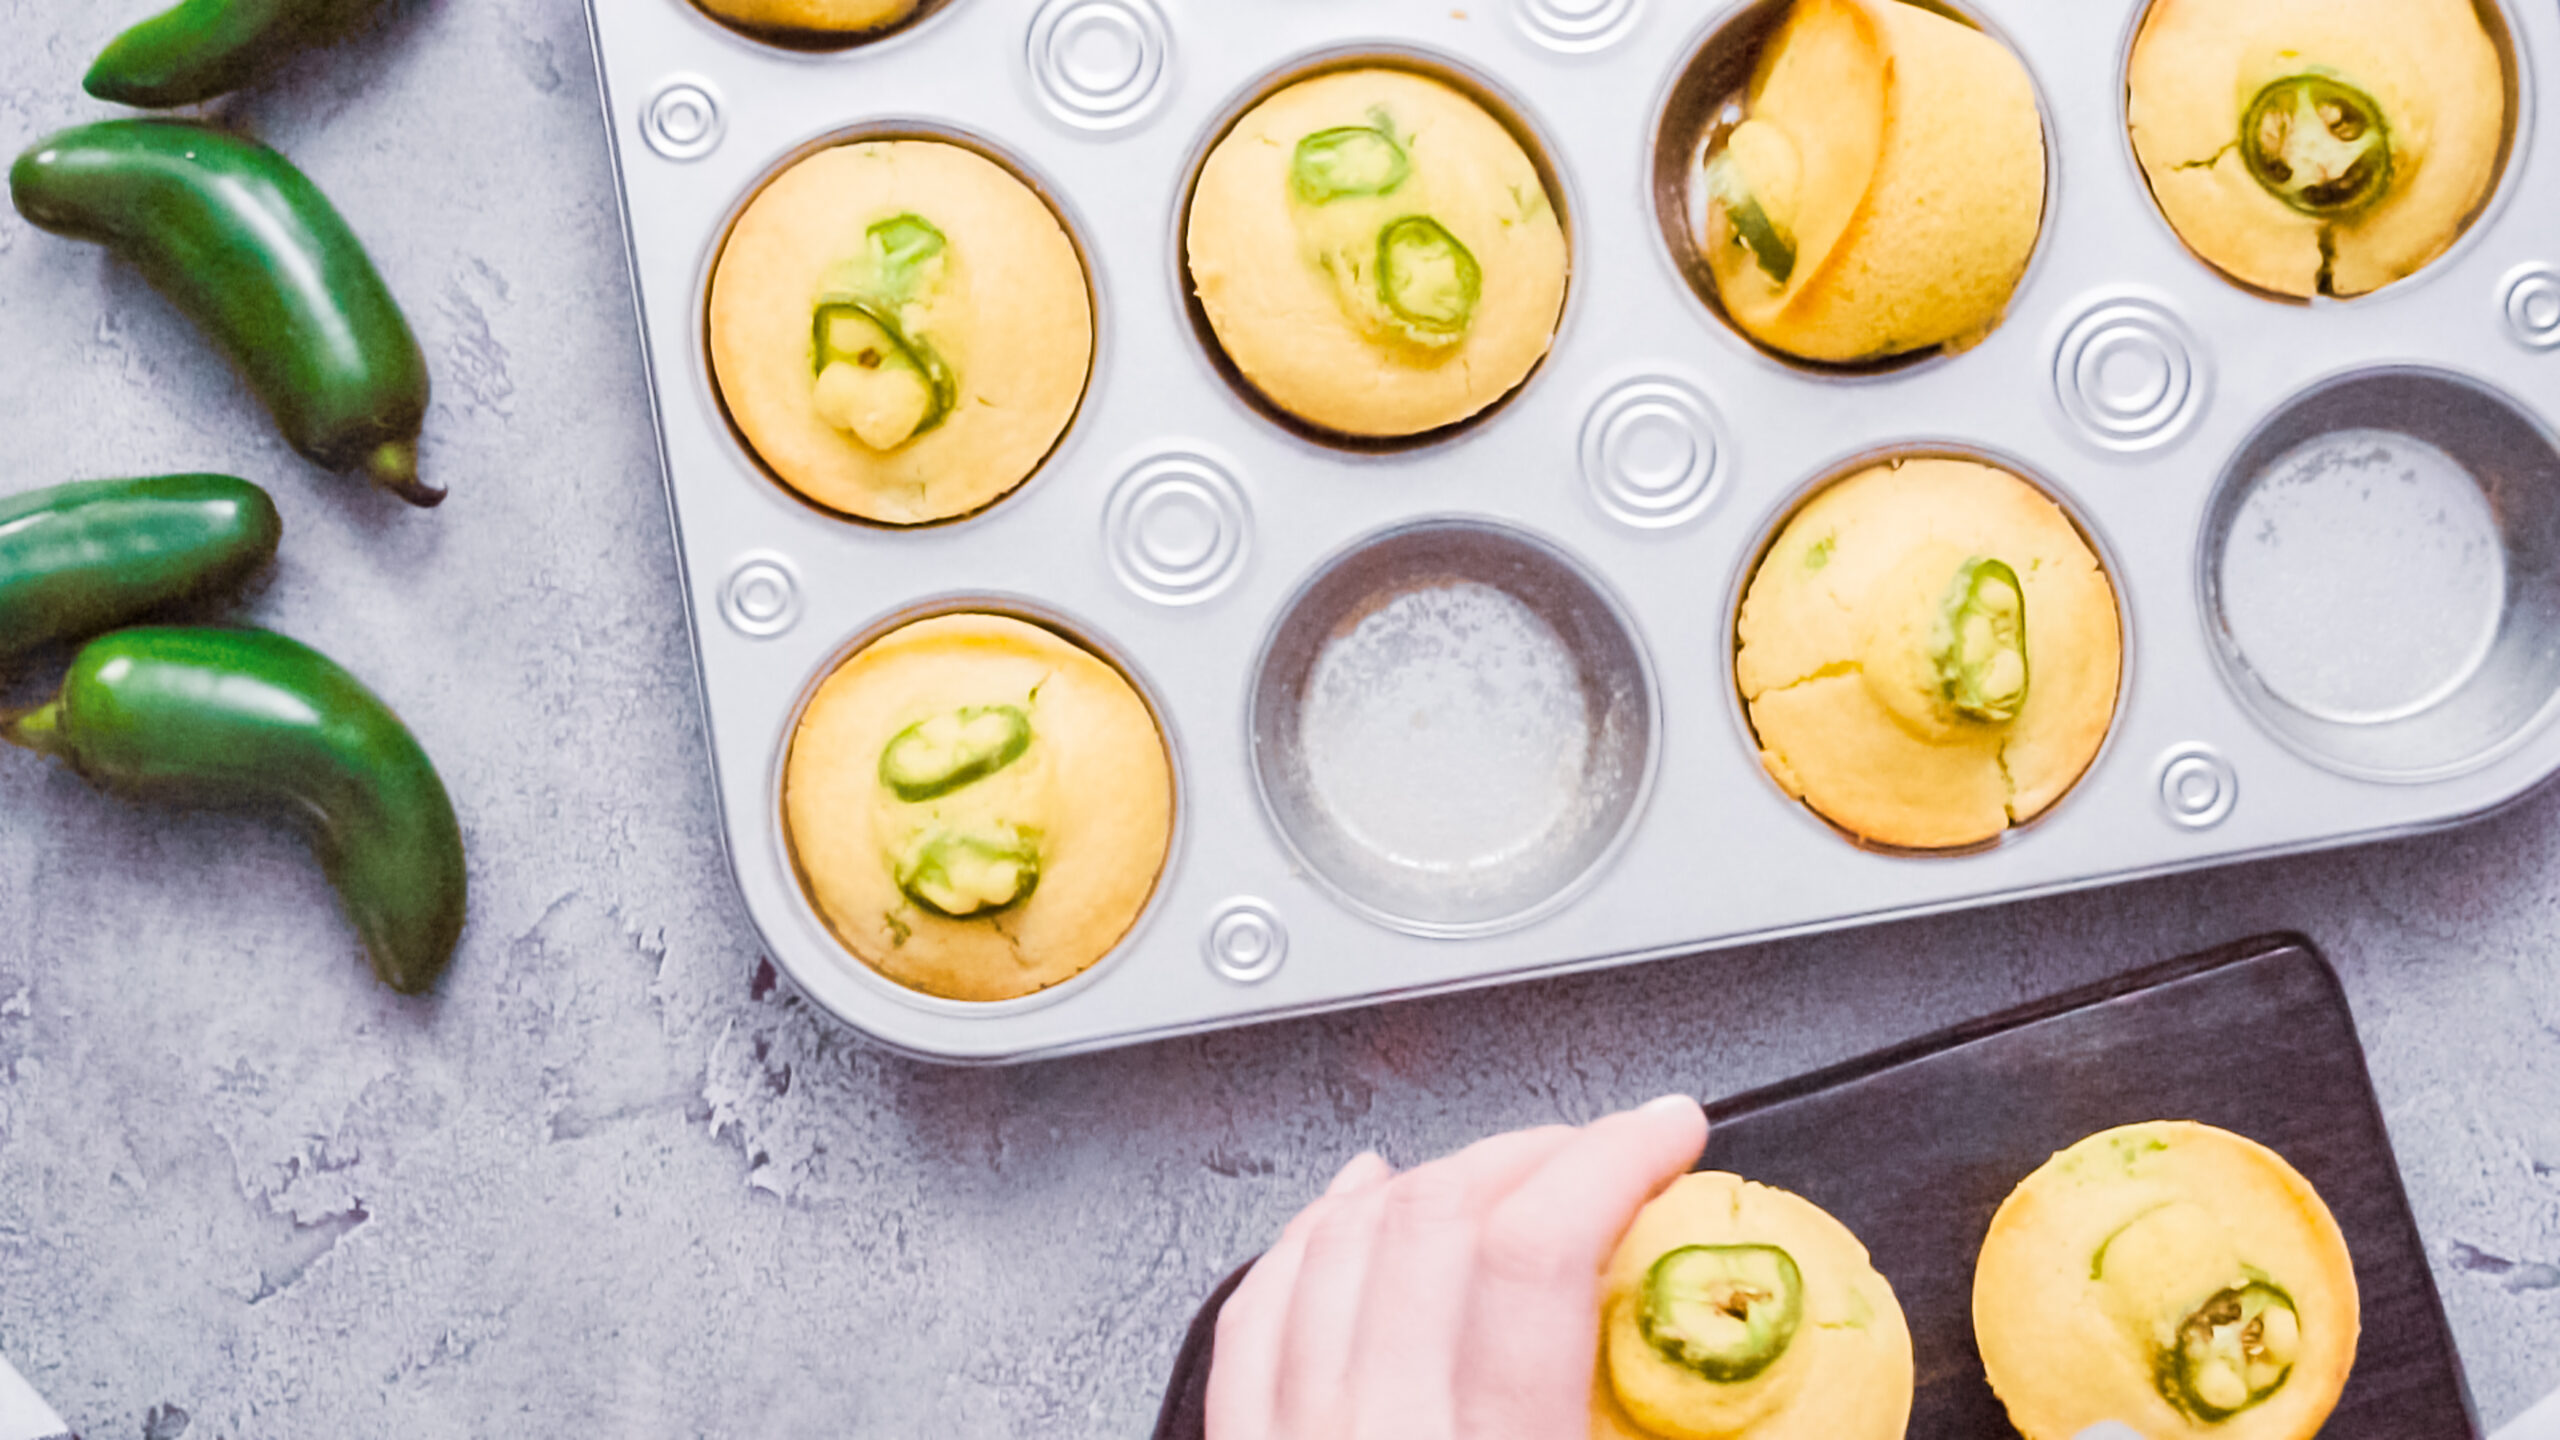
left=0, top=2, right=2553, bottom=1436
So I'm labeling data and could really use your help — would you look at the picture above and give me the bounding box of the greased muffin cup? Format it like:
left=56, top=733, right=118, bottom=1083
left=593, top=0, right=2560, bottom=1062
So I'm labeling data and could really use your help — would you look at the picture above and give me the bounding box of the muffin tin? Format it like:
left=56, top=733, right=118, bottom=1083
left=586, top=0, right=2560, bottom=1063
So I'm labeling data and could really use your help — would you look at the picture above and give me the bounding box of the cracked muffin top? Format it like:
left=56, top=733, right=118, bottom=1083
left=1735, top=457, right=2120, bottom=851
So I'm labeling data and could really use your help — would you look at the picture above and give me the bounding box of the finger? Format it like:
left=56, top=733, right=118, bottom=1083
left=1269, top=1179, right=1396, bottom=1436
left=1207, top=1153, right=1393, bottom=1440
left=1339, top=1126, right=1580, bottom=1440
left=1457, top=1095, right=1709, bottom=1438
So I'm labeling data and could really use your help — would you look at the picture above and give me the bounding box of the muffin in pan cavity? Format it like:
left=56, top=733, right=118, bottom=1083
left=2128, top=0, right=2514, bottom=300
left=709, top=137, right=1093, bottom=525
left=1592, top=1172, right=1914, bottom=1440
left=1184, top=64, right=1570, bottom=442
left=782, top=613, right=1174, bottom=1003
left=1735, top=455, right=2122, bottom=853
left=1658, top=0, right=2048, bottom=368
left=1975, top=1122, right=2360, bottom=1440
left=692, top=0, right=942, bottom=50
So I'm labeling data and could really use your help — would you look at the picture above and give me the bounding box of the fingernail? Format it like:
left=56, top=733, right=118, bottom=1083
left=1325, top=1150, right=1388, bottom=1195
left=1638, top=1093, right=1702, bottom=1119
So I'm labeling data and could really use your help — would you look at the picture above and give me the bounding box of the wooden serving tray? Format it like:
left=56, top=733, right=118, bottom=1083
left=1152, top=934, right=2474, bottom=1438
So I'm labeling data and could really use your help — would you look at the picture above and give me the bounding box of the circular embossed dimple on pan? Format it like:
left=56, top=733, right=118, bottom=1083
left=2202, top=368, right=2560, bottom=780
left=1248, top=520, right=1657, bottom=937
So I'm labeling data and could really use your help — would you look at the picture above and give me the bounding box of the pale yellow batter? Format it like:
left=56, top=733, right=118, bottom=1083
left=783, top=614, right=1174, bottom=1002
left=2130, top=0, right=2508, bottom=298
left=1699, top=0, right=2045, bottom=364
left=1736, top=458, right=2120, bottom=851
left=710, top=141, right=1093, bottom=524
left=1975, top=1122, right=2360, bottom=1439
left=1186, top=67, right=1568, bottom=438
left=1593, top=1172, right=1912, bottom=1440
left=694, top=0, right=921, bottom=39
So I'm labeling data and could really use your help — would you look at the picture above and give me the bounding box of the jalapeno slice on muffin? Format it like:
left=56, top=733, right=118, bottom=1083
left=1293, top=117, right=1411, bottom=204
left=896, top=827, right=1042, bottom=919
left=2241, top=75, right=2393, bottom=218
left=2165, top=1281, right=2302, bottom=1421
left=1940, top=557, right=2028, bottom=724
left=1375, top=216, right=1481, bottom=344
left=1638, top=1244, right=1806, bottom=1384
left=878, top=704, right=1033, bottom=802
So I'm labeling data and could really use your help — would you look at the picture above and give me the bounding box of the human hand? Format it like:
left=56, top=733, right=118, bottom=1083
left=1205, top=1094, right=1711, bottom=1440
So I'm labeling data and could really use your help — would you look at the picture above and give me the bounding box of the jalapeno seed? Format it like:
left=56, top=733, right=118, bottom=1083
left=1376, top=216, right=1482, bottom=343
left=896, top=827, right=1042, bottom=919
left=2160, top=1281, right=2300, bottom=1421
left=1935, top=557, right=2029, bottom=724
left=1292, top=118, right=1412, bottom=205
left=2242, top=75, right=2393, bottom=218
left=878, top=704, right=1033, bottom=802
left=1637, top=1244, right=1806, bottom=1384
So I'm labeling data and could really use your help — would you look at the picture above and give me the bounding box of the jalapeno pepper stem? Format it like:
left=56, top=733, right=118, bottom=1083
left=363, top=439, right=442, bottom=509
left=1, top=701, right=65, bottom=755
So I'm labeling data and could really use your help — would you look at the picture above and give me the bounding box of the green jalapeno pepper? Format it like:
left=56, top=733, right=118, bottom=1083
left=85, top=0, right=388, bottom=109
left=11, top=121, right=437, bottom=507
left=1293, top=116, right=1411, bottom=205
left=1376, top=215, right=1481, bottom=344
left=2160, top=1282, right=2301, bottom=1421
left=1638, top=1244, right=1805, bottom=1384
left=2242, top=75, right=2393, bottom=218
left=810, top=214, right=957, bottom=450
left=1936, top=557, right=2028, bottom=724
left=3, top=627, right=467, bottom=995
left=0, top=474, right=280, bottom=660
left=879, top=705, right=1031, bottom=802
left=1704, top=151, right=1797, bottom=286
left=896, top=827, right=1040, bottom=920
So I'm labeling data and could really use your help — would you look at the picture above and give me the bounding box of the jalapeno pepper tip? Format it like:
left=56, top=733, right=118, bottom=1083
left=1, top=702, right=64, bottom=755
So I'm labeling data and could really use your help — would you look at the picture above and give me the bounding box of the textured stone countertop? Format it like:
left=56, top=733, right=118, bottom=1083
left=0, top=3, right=2554, bottom=1436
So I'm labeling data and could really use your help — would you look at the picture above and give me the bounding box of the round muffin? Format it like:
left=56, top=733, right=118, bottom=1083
left=1975, top=1122, right=2360, bottom=1439
left=710, top=141, right=1092, bottom=524
left=694, top=0, right=921, bottom=41
left=783, top=614, right=1174, bottom=1002
left=2129, top=0, right=2507, bottom=299
left=1735, top=457, right=2120, bottom=851
left=1592, top=1172, right=1912, bottom=1440
left=1186, top=67, right=1568, bottom=438
left=1696, top=0, right=2044, bottom=364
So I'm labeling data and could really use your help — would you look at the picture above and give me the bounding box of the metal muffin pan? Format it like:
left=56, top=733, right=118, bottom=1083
left=587, top=0, right=2560, bottom=1063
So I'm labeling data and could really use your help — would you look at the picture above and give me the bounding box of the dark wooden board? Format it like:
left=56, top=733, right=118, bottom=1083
left=1153, top=934, right=2475, bottom=1439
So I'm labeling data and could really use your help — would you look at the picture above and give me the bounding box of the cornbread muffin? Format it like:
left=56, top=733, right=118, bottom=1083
left=783, top=614, right=1174, bottom=1002
left=694, top=0, right=920, bottom=40
left=1736, top=457, right=2120, bottom=851
left=2130, top=0, right=2507, bottom=298
left=1697, top=0, right=2045, bottom=363
left=1593, top=1173, right=1913, bottom=1440
left=1975, top=1122, right=2360, bottom=1439
left=710, top=141, right=1092, bottom=524
left=1186, top=67, right=1568, bottom=437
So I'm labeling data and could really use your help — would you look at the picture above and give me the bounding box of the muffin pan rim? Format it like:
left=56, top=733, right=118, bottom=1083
left=1644, top=0, right=2070, bottom=381
left=691, top=118, right=1110, bottom=531
left=1242, top=513, right=1666, bottom=940
left=591, top=0, right=2560, bottom=1062
left=1719, top=440, right=2140, bottom=858
left=1166, top=42, right=1586, bottom=455
left=763, top=592, right=1192, bottom=1018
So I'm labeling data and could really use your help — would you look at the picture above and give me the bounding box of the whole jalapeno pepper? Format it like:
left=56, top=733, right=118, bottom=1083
left=10, top=121, right=439, bottom=507
left=0, top=474, right=281, bottom=660
left=85, top=0, right=390, bottom=110
left=3, top=627, right=467, bottom=995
